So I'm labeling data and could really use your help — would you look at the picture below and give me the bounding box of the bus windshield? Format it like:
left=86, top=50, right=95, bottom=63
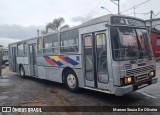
left=111, top=26, right=151, bottom=61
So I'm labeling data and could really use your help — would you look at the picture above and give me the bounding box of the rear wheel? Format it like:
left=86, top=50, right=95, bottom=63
left=19, top=66, right=25, bottom=78
left=65, top=70, right=79, bottom=92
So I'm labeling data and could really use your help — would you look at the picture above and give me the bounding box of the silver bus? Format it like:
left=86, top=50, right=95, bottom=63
left=0, top=47, right=8, bottom=64
left=9, top=14, right=157, bottom=96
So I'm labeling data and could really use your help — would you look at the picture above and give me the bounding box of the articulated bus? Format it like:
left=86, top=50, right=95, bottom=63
left=9, top=14, right=157, bottom=96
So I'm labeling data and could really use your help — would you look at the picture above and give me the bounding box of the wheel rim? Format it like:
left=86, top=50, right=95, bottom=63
left=67, top=74, right=76, bottom=88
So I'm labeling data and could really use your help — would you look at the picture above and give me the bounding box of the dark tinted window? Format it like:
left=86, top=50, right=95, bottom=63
left=111, top=16, right=146, bottom=27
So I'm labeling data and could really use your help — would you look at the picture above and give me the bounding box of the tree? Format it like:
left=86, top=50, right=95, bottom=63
left=42, top=17, right=69, bottom=34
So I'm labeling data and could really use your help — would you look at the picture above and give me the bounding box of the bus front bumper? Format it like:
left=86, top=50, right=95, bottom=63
left=114, top=77, right=158, bottom=96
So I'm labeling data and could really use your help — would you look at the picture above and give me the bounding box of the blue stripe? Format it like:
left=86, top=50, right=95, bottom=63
left=64, top=57, right=79, bottom=66
left=50, top=58, right=64, bottom=66
left=44, top=56, right=63, bottom=66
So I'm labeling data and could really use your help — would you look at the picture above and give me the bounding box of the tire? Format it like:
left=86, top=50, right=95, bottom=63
left=64, top=69, right=79, bottom=93
left=19, top=66, right=25, bottom=78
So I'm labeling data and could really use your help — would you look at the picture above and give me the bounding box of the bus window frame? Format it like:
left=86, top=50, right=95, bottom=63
left=37, top=37, right=43, bottom=56
left=60, top=29, right=79, bottom=54
left=43, top=34, right=59, bottom=55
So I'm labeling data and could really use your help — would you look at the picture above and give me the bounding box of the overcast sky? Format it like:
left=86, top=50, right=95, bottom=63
left=0, top=0, right=160, bottom=47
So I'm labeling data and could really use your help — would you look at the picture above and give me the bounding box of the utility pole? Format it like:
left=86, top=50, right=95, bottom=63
left=150, top=10, right=153, bottom=29
left=37, top=29, right=40, bottom=37
left=149, top=10, right=153, bottom=38
left=118, top=0, right=120, bottom=15
left=133, top=6, right=136, bottom=17
left=110, top=0, right=120, bottom=14
left=133, top=1, right=136, bottom=17
left=149, top=10, right=153, bottom=44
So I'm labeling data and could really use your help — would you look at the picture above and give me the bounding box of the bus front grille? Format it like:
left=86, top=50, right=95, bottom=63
left=126, top=65, right=155, bottom=76
left=136, top=74, right=148, bottom=82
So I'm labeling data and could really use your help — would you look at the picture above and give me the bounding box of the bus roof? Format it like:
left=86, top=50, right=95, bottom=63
left=9, top=14, right=145, bottom=45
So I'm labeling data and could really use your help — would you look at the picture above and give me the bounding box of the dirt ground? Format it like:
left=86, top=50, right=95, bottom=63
left=0, top=66, right=160, bottom=115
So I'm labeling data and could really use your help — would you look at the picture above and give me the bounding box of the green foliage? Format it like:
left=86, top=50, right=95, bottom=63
left=42, top=17, right=70, bottom=34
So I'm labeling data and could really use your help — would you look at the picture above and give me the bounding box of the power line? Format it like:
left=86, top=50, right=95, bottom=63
left=135, top=12, right=150, bottom=15
left=154, top=12, right=160, bottom=18
left=92, top=2, right=112, bottom=17
left=123, top=12, right=149, bottom=16
left=84, top=0, right=107, bottom=19
left=121, top=0, right=151, bottom=13
left=84, top=0, right=110, bottom=21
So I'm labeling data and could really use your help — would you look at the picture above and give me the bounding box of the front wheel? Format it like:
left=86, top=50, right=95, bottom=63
left=19, top=66, right=25, bottom=78
left=65, top=70, right=79, bottom=93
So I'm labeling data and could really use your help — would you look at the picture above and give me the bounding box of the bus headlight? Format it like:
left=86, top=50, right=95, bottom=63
left=149, top=71, right=155, bottom=78
left=125, top=76, right=132, bottom=84
left=120, top=76, right=133, bottom=85
left=125, top=77, right=132, bottom=84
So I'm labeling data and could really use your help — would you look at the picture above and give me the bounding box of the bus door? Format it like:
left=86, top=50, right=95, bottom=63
left=29, top=44, right=37, bottom=76
left=83, top=32, right=109, bottom=89
left=11, top=47, right=17, bottom=72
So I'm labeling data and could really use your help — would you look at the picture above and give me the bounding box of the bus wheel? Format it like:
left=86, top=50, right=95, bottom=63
left=19, top=66, right=25, bottom=78
left=65, top=70, right=79, bottom=93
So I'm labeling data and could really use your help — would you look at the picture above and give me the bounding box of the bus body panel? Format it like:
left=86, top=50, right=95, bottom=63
left=17, top=57, right=29, bottom=65
left=8, top=14, right=157, bottom=96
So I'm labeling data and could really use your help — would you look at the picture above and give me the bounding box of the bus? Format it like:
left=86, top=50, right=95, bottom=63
left=0, top=46, right=8, bottom=65
left=2, top=48, right=8, bottom=64
left=9, top=14, right=157, bottom=96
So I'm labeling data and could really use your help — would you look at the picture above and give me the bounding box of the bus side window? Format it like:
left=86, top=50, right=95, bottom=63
left=43, top=35, right=52, bottom=54
left=52, top=34, right=58, bottom=54
left=17, top=43, right=24, bottom=56
left=60, top=29, right=79, bottom=53
left=37, top=37, right=43, bottom=55
left=24, top=42, right=28, bottom=56
left=43, top=34, right=58, bottom=54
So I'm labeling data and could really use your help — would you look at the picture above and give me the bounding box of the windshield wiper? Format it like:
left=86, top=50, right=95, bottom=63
left=130, top=57, right=138, bottom=64
left=140, top=49, right=152, bottom=60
